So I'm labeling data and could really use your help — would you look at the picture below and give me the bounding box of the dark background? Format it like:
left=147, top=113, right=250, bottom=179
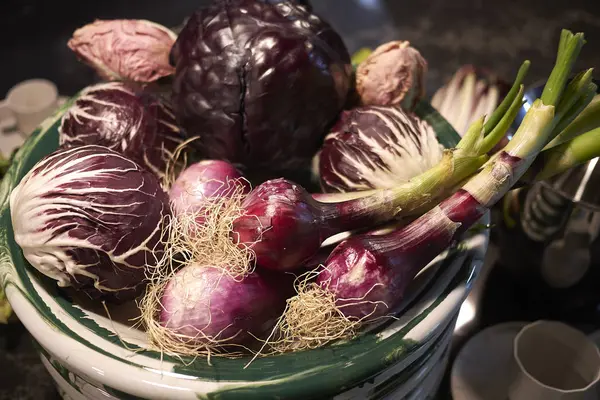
left=1, top=0, right=599, bottom=399
left=1, top=0, right=600, bottom=98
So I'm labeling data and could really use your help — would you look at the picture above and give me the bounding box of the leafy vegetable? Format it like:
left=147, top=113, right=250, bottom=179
left=10, top=145, right=171, bottom=302
left=318, top=105, right=444, bottom=192
left=68, top=19, right=177, bottom=83
left=356, top=41, right=427, bottom=110
left=59, top=82, right=183, bottom=181
left=431, top=65, right=510, bottom=137
left=170, top=0, right=352, bottom=172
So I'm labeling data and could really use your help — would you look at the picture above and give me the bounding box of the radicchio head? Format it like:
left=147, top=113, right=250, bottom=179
left=318, top=106, right=444, bottom=192
left=59, top=82, right=182, bottom=181
left=10, top=145, right=171, bottom=302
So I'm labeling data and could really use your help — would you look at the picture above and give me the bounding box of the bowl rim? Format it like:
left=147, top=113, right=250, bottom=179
left=0, top=98, right=488, bottom=399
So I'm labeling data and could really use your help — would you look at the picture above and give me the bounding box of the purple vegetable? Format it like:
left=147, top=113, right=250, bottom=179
left=67, top=19, right=177, bottom=83
left=231, top=95, right=519, bottom=272
left=10, top=145, right=170, bottom=302
left=160, top=265, right=287, bottom=345
left=318, top=106, right=444, bottom=193
left=356, top=41, right=427, bottom=110
left=229, top=40, right=571, bottom=275
left=170, top=0, right=352, bottom=172
left=169, top=160, right=251, bottom=222
left=232, top=178, right=407, bottom=271
left=59, top=82, right=182, bottom=180
left=264, top=0, right=312, bottom=11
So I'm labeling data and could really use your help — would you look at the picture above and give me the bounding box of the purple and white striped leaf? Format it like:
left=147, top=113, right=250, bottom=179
left=10, top=145, right=170, bottom=302
left=318, top=106, right=444, bottom=193
left=59, top=82, right=182, bottom=181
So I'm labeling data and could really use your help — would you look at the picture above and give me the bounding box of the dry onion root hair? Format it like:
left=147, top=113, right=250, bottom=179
left=163, top=181, right=256, bottom=280
left=162, top=137, right=198, bottom=190
left=248, top=267, right=391, bottom=365
left=138, top=149, right=262, bottom=360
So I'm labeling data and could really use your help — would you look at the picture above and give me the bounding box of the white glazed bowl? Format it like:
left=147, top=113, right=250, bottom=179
left=0, top=102, right=488, bottom=399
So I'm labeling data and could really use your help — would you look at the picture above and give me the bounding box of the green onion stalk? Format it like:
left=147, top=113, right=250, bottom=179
left=316, top=81, right=600, bottom=219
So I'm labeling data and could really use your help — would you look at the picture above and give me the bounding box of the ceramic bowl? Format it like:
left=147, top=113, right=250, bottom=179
left=0, top=100, right=488, bottom=399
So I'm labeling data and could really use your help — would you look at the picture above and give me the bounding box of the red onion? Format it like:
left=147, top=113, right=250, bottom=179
left=169, top=160, right=250, bottom=220
left=231, top=178, right=405, bottom=271
left=159, top=265, right=287, bottom=346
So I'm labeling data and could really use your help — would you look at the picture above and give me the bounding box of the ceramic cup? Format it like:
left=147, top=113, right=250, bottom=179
left=508, top=320, right=600, bottom=400
left=0, top=79, right=58, bottom=137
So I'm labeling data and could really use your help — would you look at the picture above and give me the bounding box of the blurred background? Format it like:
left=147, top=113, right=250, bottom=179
left=1, top=0, right=600, bottom=97
left=1, top=0, right=599, bottom=399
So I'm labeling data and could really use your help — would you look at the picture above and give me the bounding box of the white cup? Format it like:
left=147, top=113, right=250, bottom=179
left=0, top=79, right=59, bottom=137
left=509, top=320, right=600, bottom=400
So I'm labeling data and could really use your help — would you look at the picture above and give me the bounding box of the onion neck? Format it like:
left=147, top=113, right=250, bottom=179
left=315, top=150, right=487, bottom=237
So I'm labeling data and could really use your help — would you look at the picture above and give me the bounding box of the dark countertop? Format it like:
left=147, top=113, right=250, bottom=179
left=1, top=0, right=600, bottom=399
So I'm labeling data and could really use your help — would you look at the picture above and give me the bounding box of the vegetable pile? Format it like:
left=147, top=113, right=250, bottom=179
left=8, top=0, right=600, bottom=360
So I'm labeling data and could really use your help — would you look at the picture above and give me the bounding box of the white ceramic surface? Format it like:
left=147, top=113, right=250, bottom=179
left=509, top=321, right=600, bottom=400
left=451, top=321, right=528, bottom=400
left=452, top=322, right=600, bottom=400
left=0, top=79, right=59, bottom=135
left=0, top=91, right=67, bottom=157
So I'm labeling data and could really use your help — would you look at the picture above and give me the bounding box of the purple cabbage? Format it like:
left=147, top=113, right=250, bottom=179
left=10, top=145, right=171, bottom=302
left=59, top=82, right=183, bottom=180
left=170, top=0, right=352, bottom=173
left=318, top=106, right=444, bottom=192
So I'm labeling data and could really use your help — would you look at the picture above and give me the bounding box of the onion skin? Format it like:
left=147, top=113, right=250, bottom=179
left=232, top=179, right=325, bottom=271
left=169, top=160, right=250, bottom=219
left=160, top=265, right=288, bottom=345
left=316, top=191, right=480, bottom=319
